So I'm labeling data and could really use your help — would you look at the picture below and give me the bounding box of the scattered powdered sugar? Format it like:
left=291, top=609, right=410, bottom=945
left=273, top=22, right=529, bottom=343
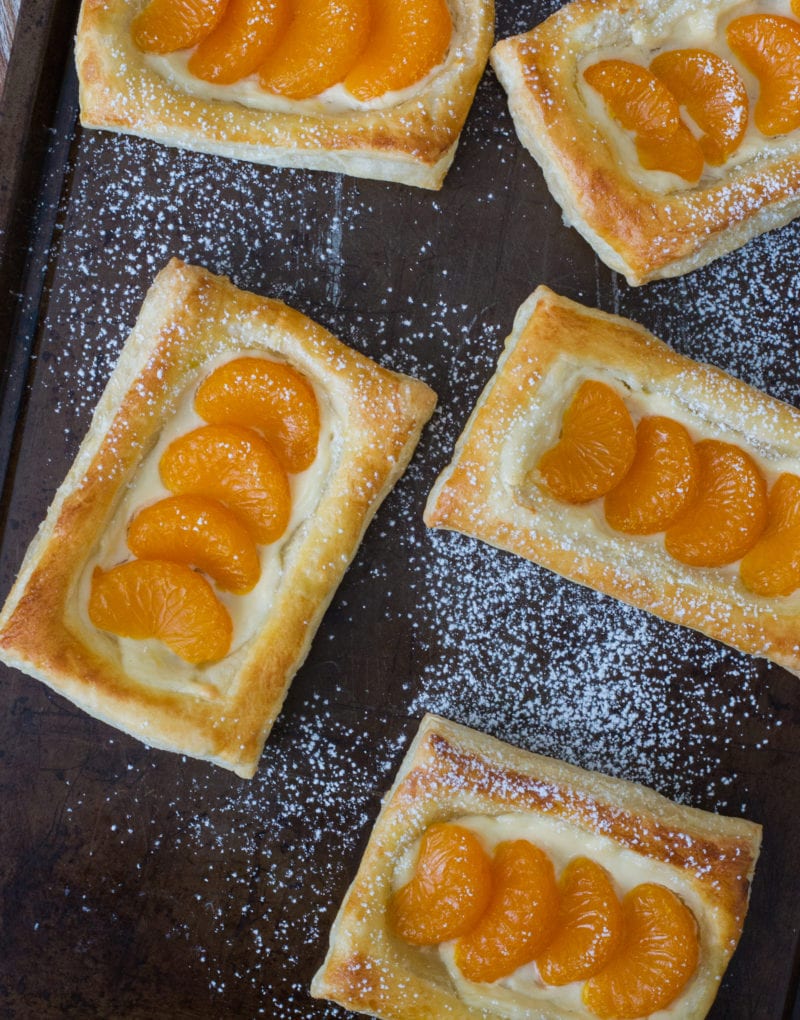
left=5, top=3, right=799, bottom=1012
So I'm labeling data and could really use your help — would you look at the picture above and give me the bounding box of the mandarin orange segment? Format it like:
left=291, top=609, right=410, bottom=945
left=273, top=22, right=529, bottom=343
left=727, top=15, right=800, bottom=136
left=538, top=380, right=636, bottom=504
left=159, top=424, right=291, bottom=544
left=344, top=0, right=452, bottom=102
left=536, top=857, right=623, bottom=986
left=453, top=840, right=559, bottom=984
left=195, top=358, right=320, bottom=474
left=132, top=0, right=229, bottom=53
left=89, top=560, right=232, bottom=664
left=604, top=416, right=699, bottom=535
left=664, top=439, right=767, bottom=567
left=740, top=473, right=800, bottom=597
left=583, top=60, right=704, bottom=182
left=583, top=883, right=699, bottom=1019
left=259, top=0, right=371, bottom=100
left=650, top=49, right=749, bottom=165
left=391, top=824, right=493, bottom=945
left=127, top=494, right=261, bottom=595
left=187, top=0, right=290, bottom=84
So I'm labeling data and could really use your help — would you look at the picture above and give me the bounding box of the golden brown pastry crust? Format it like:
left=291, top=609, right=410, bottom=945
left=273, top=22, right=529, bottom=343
left=75, top=0, right=495, bottom=190
left=0, top=259, right=436, bottom=778
left=490, top=0, right=800, bottom=284
left=311, top=713, right=761, bottom=1019
left=424, top=285, right=800, bottom=676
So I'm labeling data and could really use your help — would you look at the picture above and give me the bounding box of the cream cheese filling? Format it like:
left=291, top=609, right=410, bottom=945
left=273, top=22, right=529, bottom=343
left=392, top=813, right=711, bottom=1020
left=504, top=357, right=800, bottom=607
left=79, top=350, right=333, bottom=695
left=577, top=0, right=800, bottom=193
left=146, top=50, right=445, bottom=114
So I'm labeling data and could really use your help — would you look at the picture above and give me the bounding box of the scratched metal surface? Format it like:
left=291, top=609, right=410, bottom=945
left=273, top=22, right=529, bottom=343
left=1, top=0, right=799, bottom=1016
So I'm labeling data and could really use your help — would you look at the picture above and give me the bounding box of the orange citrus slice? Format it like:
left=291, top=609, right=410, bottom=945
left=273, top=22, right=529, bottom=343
left=538, top=380, right=637, bottom=504
left=259, top=0, right=371, bottom=100
left=740, top=473, right=800, bottom=597
left=650, top=49, right=748, bottom=165
left=583, top=60, right=704, bottom=182
left=604, top=416, right=699, bottom=534
left=188, top=0, right=291, bottom=84
left=127, top=494, right=261, bottom=595
left=132, top=0, right=229, bottom=54
left=159, top=424, right=291, bottom=544
left=391, top=823, right=493, bottom=945
left=583, top=883, right=699, bottom=1019
left=453, top=840, right=559, bottom=984
left=537, top=857, right=623, bottom=986
left=89, top=560, right=232, bottom=664
left=664, top=439, right=767, bottom=567
left=727, top=15, right=800, bottom=136
left=194, top=358, right=320, bottom=474
left=344, top=0, right=452, bottom=102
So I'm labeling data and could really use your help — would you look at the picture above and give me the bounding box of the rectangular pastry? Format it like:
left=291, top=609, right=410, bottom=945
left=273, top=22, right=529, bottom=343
left=425, top=285, right=800, bottom=676
left=0, top=258, right=436, bottom=777
left=311, top=712, right=762, bottom=1019
left=491, top=0, right=800, bottom=284
left=75, top=0, right=494, bottom=190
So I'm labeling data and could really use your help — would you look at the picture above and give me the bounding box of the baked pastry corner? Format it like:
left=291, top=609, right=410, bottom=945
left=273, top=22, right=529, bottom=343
left=0, top=258, right=437, bottom=777
left=311, top=712, right=761, bottom=1019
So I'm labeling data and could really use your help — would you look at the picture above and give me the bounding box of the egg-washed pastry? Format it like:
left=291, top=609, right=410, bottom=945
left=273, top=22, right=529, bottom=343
left=75, top=0, right=494, bottom=190
left=425, top=285, right=800, bottom=676
left=491, top=0, right=800, bottom=285
left=0, top=259, right=436, bottom=777
left=311, top=713, right=761, bottom=1019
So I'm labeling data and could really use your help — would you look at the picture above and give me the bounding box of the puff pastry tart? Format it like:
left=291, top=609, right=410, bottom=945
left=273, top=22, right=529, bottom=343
left=0, top=259, right=436, bottom=777
left=75, top=0, right=494, bottom=190
left=311, top=713, right=761, bottom=1019
left=491, top=0, right=800, bottom=284
left=425, top=285, right=800, bottom=676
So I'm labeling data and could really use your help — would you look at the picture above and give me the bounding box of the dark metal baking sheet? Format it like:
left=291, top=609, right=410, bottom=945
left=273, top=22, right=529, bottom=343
left=1, top=1, right=799, bottom=1016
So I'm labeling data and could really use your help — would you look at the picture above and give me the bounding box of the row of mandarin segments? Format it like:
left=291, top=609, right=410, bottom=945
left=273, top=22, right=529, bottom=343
left=88, top=358, right=320, bottom=664
left=537, top=380, right=800, bottom=596
left=584, top=13, right=800, bottom=182
left=132, top=0, right=452, bottom=100
left=390, top=823, right=699, bottom=1019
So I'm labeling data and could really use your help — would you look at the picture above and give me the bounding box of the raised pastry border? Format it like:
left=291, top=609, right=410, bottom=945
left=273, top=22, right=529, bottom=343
left=75, top=0, right=495, bottom=190
left=311, top=712, right=762, bottom=1019
left=0, top=259, right=437, bottom=777
left=490, top=0, right=800, bottom=284
left=424, top=285, right=800, bottom=676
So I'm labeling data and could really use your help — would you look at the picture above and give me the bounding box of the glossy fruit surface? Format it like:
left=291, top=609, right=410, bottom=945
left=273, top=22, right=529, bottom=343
left=537, top=857, right=624, bottom=986
left=650, top=49, right=748, bottom=164
left=89, top=560, right=232, bottom=663
left=127, top=494, right=261, bottom=594
left=159, top=424, right=291, bottom=544
left=664, top=439, right=767, bottom=567
left=583, top=60, right=703, bottom=181
left=188, top=0, right=290, bottom=84
left=583, top=883, right=699, bottom=1019
left=344, top=0, right=452, bottom=101
left=132, top=0, right=228, bottom=53
left=604, top=416, right=699, bottom=534
left=453, top=840, right=559, bottom=983
left=727, top=15, right=800, bottom=136
left=195, top=358, right=319, bottom=473
left=538, top=380, right=636, bottom=504
left=391, top=824, right=493, bottom=945
left=259, top=0, right=371, bottom=99
left=740, top=473, right=800, bottom=596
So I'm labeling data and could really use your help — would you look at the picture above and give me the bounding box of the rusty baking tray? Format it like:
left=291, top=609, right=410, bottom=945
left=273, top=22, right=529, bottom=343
left=1, top=0, right=799, bottom=1016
